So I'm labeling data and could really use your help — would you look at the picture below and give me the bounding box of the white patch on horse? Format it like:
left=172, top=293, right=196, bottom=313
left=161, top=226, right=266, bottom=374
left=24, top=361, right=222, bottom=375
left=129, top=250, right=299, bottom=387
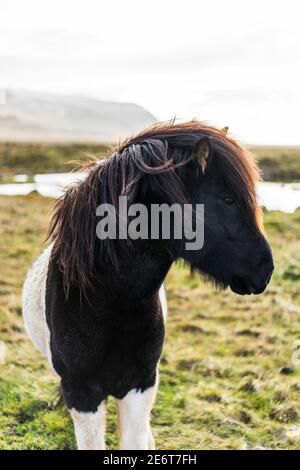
left=70, top=402, right=106, bottom=450
left=118, top=383, right=158, bottom=450
left=159, top=284, right=167, bottom=321
left=22, top=242, right=54, bottom=368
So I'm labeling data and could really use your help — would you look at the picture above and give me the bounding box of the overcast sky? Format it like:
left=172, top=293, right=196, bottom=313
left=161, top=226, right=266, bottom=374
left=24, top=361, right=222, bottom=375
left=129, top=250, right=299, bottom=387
left=0, top=0, right=299, bottom=144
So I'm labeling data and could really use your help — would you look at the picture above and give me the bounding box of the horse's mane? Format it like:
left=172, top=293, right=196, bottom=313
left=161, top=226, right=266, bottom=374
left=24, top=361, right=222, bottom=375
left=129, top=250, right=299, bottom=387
left=49, top=119, right=262, bottom=297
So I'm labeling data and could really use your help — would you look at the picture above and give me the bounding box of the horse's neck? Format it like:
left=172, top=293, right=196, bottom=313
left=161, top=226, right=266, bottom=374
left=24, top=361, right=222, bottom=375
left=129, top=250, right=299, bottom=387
left=99, top=243, right=172, bottom=304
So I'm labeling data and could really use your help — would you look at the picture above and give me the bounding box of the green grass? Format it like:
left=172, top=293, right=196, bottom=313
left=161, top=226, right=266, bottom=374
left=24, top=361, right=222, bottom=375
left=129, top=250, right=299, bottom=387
left=250, top=146, right=300, bottom=182
left=0, top=142, right=299, bottom=182
left=0, top=195, right=300, bottom=449
left=0, top=142, right=111, bottom=179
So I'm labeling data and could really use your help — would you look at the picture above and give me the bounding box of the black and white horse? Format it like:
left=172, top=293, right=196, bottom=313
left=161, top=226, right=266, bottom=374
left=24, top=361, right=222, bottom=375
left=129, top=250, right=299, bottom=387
left=22, top=121, right=274, bottom=450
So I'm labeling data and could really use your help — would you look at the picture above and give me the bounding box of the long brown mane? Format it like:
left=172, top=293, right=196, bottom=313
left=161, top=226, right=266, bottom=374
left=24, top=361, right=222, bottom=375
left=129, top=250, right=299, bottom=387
left=49, top=120, right=262, bottom=298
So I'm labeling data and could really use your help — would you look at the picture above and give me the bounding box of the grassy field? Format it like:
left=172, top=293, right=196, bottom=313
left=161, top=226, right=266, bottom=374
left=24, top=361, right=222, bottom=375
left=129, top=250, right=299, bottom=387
left=0, top=142, right=111, bottom=180
left=0, top=195, right=300, bottom=449
left=250, top=146, right=300, bottom=182
left=0, top=142, right=299, bottom=182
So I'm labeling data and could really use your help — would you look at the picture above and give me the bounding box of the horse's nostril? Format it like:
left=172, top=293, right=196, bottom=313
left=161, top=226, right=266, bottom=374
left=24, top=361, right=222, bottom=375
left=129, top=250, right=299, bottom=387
left=264, top=269, right=273, bottom=286
left=257, top=253, right=274, bottom=279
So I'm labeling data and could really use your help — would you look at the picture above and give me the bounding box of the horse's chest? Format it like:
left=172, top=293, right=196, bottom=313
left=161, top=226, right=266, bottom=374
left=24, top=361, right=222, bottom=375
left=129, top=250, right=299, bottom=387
left=46, top=265, right=165, bottom=399
left=49, top=308, right=165, bottom=399
left=98, top=324, right=164, bottom=396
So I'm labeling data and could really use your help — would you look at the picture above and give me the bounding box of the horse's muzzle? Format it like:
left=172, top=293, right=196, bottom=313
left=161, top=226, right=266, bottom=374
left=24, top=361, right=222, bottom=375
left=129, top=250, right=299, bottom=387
left=230, top=258, right=274, bottom=295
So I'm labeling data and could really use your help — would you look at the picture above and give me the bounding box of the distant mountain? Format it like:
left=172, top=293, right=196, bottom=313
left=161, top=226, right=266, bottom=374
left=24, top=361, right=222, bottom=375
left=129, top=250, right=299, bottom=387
left=0, top=90, right=157, bottom=142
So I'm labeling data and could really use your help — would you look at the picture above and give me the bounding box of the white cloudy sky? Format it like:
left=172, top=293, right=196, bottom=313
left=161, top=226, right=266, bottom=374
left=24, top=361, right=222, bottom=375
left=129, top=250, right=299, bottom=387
left=0, top=0, right=299, bottom=144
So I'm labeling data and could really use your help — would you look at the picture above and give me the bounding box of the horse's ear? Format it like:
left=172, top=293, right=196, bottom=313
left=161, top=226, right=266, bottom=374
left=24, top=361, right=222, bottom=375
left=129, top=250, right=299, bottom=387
left=221, top=126, right=229, bottom=135
left=192, top=137, right=212, bottom=174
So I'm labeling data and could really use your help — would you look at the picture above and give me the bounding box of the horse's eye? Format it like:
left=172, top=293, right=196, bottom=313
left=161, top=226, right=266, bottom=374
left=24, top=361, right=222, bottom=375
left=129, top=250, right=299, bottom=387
left=224, top=196, right=235, bottom=205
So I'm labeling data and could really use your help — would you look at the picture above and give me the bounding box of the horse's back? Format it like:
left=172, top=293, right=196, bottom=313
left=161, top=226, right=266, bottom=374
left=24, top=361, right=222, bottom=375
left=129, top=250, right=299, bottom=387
left=22, top=243, right=53, bottom=357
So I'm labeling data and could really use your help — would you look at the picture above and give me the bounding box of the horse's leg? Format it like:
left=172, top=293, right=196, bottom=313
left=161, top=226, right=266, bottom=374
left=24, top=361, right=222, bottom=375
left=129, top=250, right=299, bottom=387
left=69, top=403, right=106, bottom=450
left=118, top=384, right=157, bottom=450
left=147, top=426, right=155, bottom=450
left=62, top=380, right=106, bottom=450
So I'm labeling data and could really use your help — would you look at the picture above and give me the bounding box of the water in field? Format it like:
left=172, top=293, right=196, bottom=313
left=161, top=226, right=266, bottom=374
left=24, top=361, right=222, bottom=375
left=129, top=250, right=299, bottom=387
left=257, top=182, right=300, bottom=213
left=0, top=172, right=86, bottom=198
left=0, top=173, right=300, bottom=213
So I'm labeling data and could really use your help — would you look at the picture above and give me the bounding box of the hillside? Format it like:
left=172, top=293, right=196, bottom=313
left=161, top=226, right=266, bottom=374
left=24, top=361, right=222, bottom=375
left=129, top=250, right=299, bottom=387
left=0, top=90, right=157, bottom=142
